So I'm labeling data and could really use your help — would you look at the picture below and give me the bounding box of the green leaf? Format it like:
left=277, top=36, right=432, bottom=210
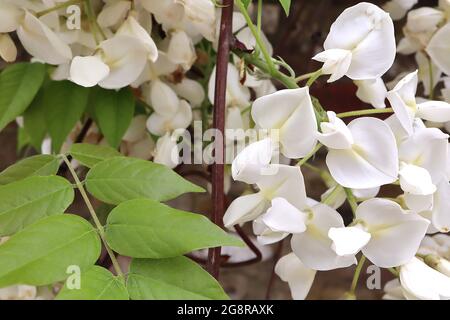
left=44, top=80, right=90, bottom=152
left=279, top=0, right=291, bottom=16
left=91, top=87, right=135, bottom=148
left=23, top=88, right=47, bottom=150
left=127, top=257, right=229, bottom=300
left=0, top=215, right=101, bottom=287
left=86, top=157, right=204, bottom=205
left=105, top=199, right=243, bottom=258
left=69, top=143, right=121, bottom=168
left=56, top=266, right=129, bottom=300
left=0, top=63, right=46, bottom=132
left=0, top=155, right=59, bottom=185
left=0, top=175, right=74, bottom=236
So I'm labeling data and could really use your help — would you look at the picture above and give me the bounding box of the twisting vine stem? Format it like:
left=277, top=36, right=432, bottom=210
left=207, top=0, right=234, bottom=280
left=61, top=155, right=124, bottom=280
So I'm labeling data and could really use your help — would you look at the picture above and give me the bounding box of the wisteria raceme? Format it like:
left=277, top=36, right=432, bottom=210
left=0, top=0, right=450, bottom=301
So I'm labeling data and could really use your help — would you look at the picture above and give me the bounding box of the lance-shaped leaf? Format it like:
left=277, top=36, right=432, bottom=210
left=44, top=80, right=90, bottom=153
left=69, top=143, right=121, bottom=168
left=91, top=87, right=135, bottom=148
left=85, top=157, right=204, bottom=205
left=105, top=199, right=243, bottom=258
left=0, top=63, right=46, bottom=131
left=56, top=266, right=128, bottom=300
left=0, top=215, right=101, bottom=287
left=127, top=257, right=229, bottom=300
left=0, top=175, right=74, bottom=236
left=0, top=155, right=59, bottom=185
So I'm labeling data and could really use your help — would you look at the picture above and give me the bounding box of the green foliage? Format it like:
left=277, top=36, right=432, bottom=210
left=56, top=266, right=129, bottom=300
left=0, top=63, right=46, bottom=132
left=23, top=88, right=47, bottom=150
left=105, top=199, right=243, bottom=258
left=43, top=80, right=90, bottom=152
left=69, top=143, right=121, bottom=168
left=0, top=155, right=59, bottom=185
left=127, top=257, right=229, bottom=300
left=91, top=87, right=135, bottom=148
left=85, top=157, right=205, bottom=205
left=0, top=215, right=101, bottom=287
left=0, top=175, right=74, bottom=236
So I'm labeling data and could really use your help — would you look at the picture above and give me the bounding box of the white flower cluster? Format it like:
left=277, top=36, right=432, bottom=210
left=225, top=2, right=450, bottom=300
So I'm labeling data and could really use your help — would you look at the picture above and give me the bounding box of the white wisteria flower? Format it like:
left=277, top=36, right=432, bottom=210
left=313, top=2, right=396, bottom=82
left=383, top=0, right=418, bottom=20
left=223, top=165, right=306, bottom=228
left=318, top=112, right=399, bottom=189
left=328, top=198, right=429, bottom=267
left=399, top=257, right=450, bottom=299
left=426, top=22, right=450, bottom=76
left=251, top=87, right=318, bottom=158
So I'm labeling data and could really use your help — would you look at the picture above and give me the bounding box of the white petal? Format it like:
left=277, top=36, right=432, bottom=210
left=399, top=127, right=449, bottom=184
left=167, top=30, right=196, bottom=71
left=0, top=2, right=23, bottom=33
left=317, top=111, right=353, bottom=149
left=261, top=198, right=308, bottom=234
left=123, top=115, right=147, bottom=143
left=0, top=33, right=17, bottom=62
left=17, top=12, right=72, bottom=65
left=291, top=203, right=357, bottom=271
left=417, top=101, right=450, bottom=122
left=231, top=138, right=276, bottom=184
left=97, top=1, right=131, bottom=28
left=426, top=23, right=450, bottom=76
left=352, top=186, right=380, bottom=199
left=354, top=78, right=387, bottom=109
left=328, top=226, right=371, bottom=256
left=179, top=0, right=216, bottom=41
left=98, top=35, right=148, bottom=89
left=170, top=100, right=193, bottom=130
left=153, top=133, right=180, bottom=169
left=386, top=70, right=418, bottom=135
left=275, top=253, right=316, bottom=300
left=383, top=0, right=418, bottom=20
left=431, top=181, right=450, bottom=233
left=399, top=163, right=436, bottom=195
left=169, top=78, right=205, bottom=107
left=404, top=193, right=433, bottom=212
left=256, top=165, right=308, bottom=211
left=406, top=7, right=445, bottom=33
left=416, top=51, right=442, bottom=97
left=223, top=193, right=267, bottom=228
left=69, top=56, right=110, bottom=88
left=397, top=36, right=422, bottom=55
left=253, top=218, right=289, bottom=245
left=400, top=257, right=450, bottom=300
left=251, top=88, right=318, bottom=158
left=208, top=63, right=250, bottom=108
left=312, top=49, right=352, bottom=83
left=357, top=198, right=429, bottom=267
left=117, top=16, right=158, bottom=62
left=146, top=112, right=171, bottom=136
left=326, top=117, right=398, bottom=189
left=149, top=79, right=179, bottom=116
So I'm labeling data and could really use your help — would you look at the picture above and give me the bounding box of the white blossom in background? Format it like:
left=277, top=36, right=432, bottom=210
left=354, top=78, right=387, bottom=109
left=383, top=0, right=418, bottom=20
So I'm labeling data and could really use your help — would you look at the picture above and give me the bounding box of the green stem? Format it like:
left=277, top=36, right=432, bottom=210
left=61, top=155, right=124, bottom=280
left=388, top=267, right=399, bottom=277
left=349, top=255, right=366, bottom=297
left=297, top=143, right=323, bottom=166
left=236, top=0, right=276, bottom=74
left=36, top=0, right=85, bottom=17
left=306, top=69, right=323, bottom=87
left=257, top=0, right=263, bottom=37
left=344, top=187, right=358, bottom=218
left=336, top=108, right=394, bottom=118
